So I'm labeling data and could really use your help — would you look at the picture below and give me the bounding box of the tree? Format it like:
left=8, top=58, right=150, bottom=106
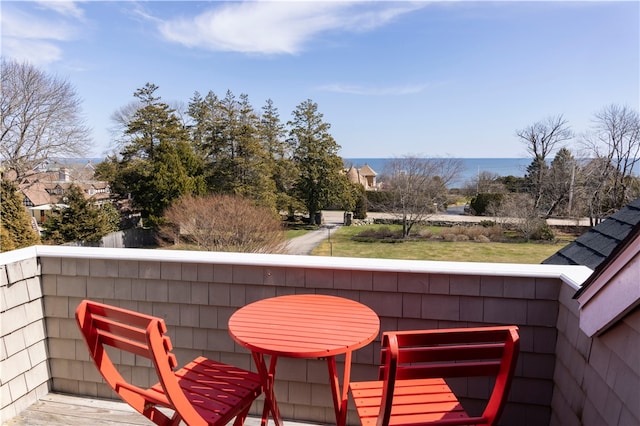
left=159, top=194, right=287, bottom=253
left=581, top=104, right=640, bottom=221
left=288, top=99, right=351, bottom=225
left=379, top=156, right=463, bottom=237
left=41, top=184, right=118, bottom=244
left=188, top=91, right=276, bottom=208
left=546, top=148, right=577, bottom=217
left=516, top=115, right=573, bottom=209
left=114, top=84, right=206, bottom=226
left=258, top=99, right=299, bottom=216
left=0, top=59, right=91, bottom=180
left=463, top=171, right=506, bottom=197
left=0, top=179, right=40, bottom=251
left=494, top=193, right=554, bottom=241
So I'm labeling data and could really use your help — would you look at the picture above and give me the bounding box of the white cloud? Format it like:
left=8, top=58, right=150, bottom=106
left=1, top=2, right=84, bottom=66
left=318, top=83, right=429, bottom=96
left=2, top=39, right=63, bottom=66
left=36, top=1, right=85, bottom=20
left=159, top=1, right=426, bottom=55
left=2, top=6, right=77, bottom=40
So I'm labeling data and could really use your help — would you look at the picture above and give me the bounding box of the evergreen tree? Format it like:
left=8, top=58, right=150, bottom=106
left=288, top=99, right=350, bottom=224
left=115, top=84, right=206, bottom=226
left=234, top=93, right=276, bottom=208
left=0, top=179, right=40, bottom=251
left=188, top=91, right=276, bottom=208
left=258, top=99, right=298, bottom=215
left=42, top=184, right=118, bottom=244
left=547, top=148, right=577, bottom=217
left=524, top=156, right=549, bottom=209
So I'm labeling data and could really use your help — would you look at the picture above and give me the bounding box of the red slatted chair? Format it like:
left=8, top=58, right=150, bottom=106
left=76, top=300, right=262, bottom=426
left=350, top=326, right=519, bottom=426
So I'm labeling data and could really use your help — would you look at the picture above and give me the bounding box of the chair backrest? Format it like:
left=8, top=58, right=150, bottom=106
left=377, top=326, right=519, bottom=426
left=75, top=300, right=184, bottom=423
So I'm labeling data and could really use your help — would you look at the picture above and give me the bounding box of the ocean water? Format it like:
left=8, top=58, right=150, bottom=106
left=344, top=158, right=532, bottom=188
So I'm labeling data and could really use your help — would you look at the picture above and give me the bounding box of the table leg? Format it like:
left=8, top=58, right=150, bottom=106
left=252, top=352, right=283, bottom=426
left=326, top=351, right=353, bottom=426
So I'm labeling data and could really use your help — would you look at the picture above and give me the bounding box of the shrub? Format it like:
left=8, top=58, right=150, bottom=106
left=417, top=229, right=434, bottom=239
left=352, top=226, right=403, bottom=242
left=366, top=191, right=394, bottom=211
left=486, top=225, right=505, bottom=241
left=159, top=194, right=287, bottom=253
left=441, top=233, right=457, bottom=242
left=531, top=221, right=555, bottom=241
left=465, top=226, right=489, bottom=240
left=352, top=184, right=368, bottom=219
left=474, top=235, right=491, bottom=243
left=469, top=193, right=504, bottom=216
left=449, top=226, right=467, bottom=235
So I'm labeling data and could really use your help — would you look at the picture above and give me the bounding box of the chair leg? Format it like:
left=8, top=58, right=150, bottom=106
left=169, top=412, right=182, bottom=426
left=232, top=404, right=253, bottom=426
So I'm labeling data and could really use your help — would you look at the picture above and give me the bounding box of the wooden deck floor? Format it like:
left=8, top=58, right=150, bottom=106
left=3, top=393, right=321, bottom=426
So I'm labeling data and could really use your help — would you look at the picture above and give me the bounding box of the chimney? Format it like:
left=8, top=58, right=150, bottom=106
left=59, top=168, right=70, bottom=182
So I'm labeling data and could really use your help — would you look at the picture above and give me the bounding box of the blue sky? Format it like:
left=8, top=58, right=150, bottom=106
left=2, top=1, right=639, bottom=159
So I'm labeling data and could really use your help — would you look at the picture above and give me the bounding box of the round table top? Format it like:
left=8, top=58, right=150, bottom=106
left=228, top=294, right=380, bottom=358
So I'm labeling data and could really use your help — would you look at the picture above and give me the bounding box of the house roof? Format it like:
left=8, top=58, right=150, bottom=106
left=20, top=182, right=52, bottom=206
left=542, top=197, right=640, bottom=270
left=358, top=164, right=377, bottom=176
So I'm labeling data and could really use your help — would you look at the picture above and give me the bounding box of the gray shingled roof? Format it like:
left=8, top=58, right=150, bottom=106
left=542, top=197, right=640, bottom=270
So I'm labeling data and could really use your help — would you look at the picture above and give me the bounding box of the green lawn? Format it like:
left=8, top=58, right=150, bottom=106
left=311, top=225, right=571, bottom=264
left=285, top=228, right=311, bottom=239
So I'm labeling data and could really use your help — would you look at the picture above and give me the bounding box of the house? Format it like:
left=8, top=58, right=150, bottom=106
left=346, top=163, right=378, bottom=190
left=17, top=163, right=112, bottom=227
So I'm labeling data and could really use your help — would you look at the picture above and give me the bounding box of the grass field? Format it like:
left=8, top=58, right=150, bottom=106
left=311, top=224, right=572, bottom=264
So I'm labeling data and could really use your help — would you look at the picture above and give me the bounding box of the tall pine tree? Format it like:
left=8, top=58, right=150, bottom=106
left=288, top=99, right=350, bottom=224
left=116, top=83, right=205, bottom=226
left=259, top=99, right=299, bottom=217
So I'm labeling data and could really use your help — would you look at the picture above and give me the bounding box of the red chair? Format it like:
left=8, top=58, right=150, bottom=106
left=76, top=300, right=262, bottom=426
left=350, top=326, right=519, bottom=426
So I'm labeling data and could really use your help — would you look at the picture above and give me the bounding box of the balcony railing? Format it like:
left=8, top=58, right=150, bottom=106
left=1, top=245, right=634, bottom=425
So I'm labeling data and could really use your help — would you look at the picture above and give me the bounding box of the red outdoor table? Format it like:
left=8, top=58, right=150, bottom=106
left=228, top=294, right=380, bottom=426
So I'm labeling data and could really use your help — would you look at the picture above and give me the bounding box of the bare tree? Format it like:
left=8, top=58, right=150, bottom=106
left=493, top=193, right=552, bottom=241
left=108, top=101, right=141, bottom=153
left=378, top=155, right=462, bottom=238
left=516, top=115, right=573, bottom=208
left=580, top=104, right=640, bottom=222
left=463, top=171, right=506, bottom=197
left=0, top=59, right=91, bottom=180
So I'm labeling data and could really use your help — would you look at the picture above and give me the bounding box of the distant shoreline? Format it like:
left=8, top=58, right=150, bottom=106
left=344, top=157, right=531, bottom=187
